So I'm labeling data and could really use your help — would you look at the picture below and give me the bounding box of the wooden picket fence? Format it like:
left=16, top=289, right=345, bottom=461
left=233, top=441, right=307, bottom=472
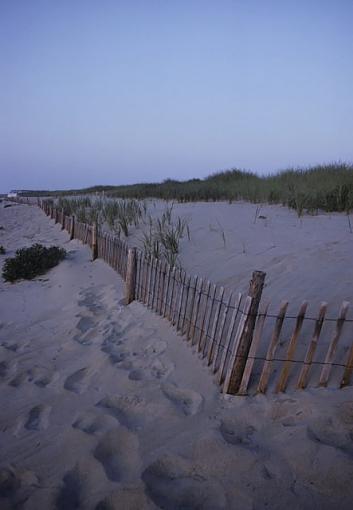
left=14, top=198, right=353, bottom=396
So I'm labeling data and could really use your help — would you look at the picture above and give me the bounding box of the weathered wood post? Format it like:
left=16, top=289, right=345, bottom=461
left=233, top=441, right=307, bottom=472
left=125, top=248, right=137, bottom=305
left=61, top=208, right=65, bottom=230
left=70, top=215, right=75, bottom=240
left=224, top=270, right=266, bottom=395
left=92, top=223, right=98, bottom=261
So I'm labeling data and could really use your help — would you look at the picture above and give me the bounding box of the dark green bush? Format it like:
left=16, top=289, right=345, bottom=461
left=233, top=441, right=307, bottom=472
left=0, top=246, right=5, bottom=254
left=2, top=244, right=66, bottom=282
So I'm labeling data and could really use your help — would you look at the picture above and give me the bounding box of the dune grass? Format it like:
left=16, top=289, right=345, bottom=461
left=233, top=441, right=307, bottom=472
left=26, top=162, right=353, bottom=214
left=141, top=204, right=189, bottom=267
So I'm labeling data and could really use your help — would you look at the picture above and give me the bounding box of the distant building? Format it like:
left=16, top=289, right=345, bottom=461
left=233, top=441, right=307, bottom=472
left=7, top=190, right=20, bottom=198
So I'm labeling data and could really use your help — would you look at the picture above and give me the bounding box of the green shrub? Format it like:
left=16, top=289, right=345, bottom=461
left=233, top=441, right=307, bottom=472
left=2, top=244, right=66, bottom=282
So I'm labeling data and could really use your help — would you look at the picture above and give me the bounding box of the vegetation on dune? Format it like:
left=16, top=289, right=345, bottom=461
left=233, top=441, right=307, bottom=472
left=0, top=246, right=6, bottom=254
left=2, top=244, right=66, bottom=282
left=141, top=204, right=189, bottom=267
left=57, top=196, right=145, bottom=237
left=23, top=163, right=353, bottom=214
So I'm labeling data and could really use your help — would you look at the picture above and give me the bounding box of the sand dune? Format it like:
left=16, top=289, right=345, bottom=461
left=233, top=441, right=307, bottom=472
left=1, top=202, right=353, bottom=509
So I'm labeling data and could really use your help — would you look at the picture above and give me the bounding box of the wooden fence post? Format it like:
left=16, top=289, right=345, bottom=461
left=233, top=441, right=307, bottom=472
left=92, top=223, right=98, bottom=260
left=125, top=248, right=137, bottom=304
left=70, top=215, right=75, bottom=240
left=61, top=208, right=65, bottom=230
left=224, top=270, right=266, bottom=395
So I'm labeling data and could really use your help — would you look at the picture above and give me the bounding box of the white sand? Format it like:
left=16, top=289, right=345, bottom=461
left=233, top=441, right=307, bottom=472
left=128, top=200, right=353, bottom=315
left=1, top=202, right=353, bottom=509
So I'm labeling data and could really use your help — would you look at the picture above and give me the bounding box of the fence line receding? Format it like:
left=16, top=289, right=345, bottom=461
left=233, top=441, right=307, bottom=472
left=12, top=198, right=353, bottom=396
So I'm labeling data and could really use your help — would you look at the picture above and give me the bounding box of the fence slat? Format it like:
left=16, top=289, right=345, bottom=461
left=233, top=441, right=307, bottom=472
left=207, top=286, right=225, bottom=365
left=257, top=301, right=289, bottom=394
left=125, top=248, right=137, bottom=304
left=147, top=259, right=155, bottom=308
left=197, top=281, right=211, bottom=352
left=275, top=301, right=308, bottom=393
left=134, top=251, right=140, bottom=300
left=201, top=283, right=217, bottom=358
left=172, top=269, right=182, bottom=326
left=341, top=337, right=353, bottom=387
left=225, top=271, right=266, bottom=395
left=217, top=293, right=242, bottom=385
left=180, top=275, right=192, bottom=335
left=297, top=302, right=327, bottom=389
left=176, top=272, right=187, bottom=331
left=162, top=265, right=172, bottom=317
left=149, top=259, right=157, bottom=309
left=189, top=277, right=203, bottom=345
left=223, top=296, right=252, bottom=393
left=237, top=302, right=269, bottom=395
left=212, top=292, right=233, bottom=374
left=151, top=259, right=160, bottom=311
left=145, top=257, right=152, bottom=305
left=157, top=261, right=165, bottom=314
left=112, top=238, right=117, bottom=271
left=139, top=256, right=145, bottom=302
left=183, top=275, right=196, bottom=337
left=157, top=262, right=166, bottom=315
left=319, top=301, right=349, bottom=387
left=167, top=267, right=177, bottom=320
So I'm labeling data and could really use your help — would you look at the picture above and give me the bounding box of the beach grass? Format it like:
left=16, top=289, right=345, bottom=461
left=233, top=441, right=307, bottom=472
left=25, top=162, right=353, bottom=214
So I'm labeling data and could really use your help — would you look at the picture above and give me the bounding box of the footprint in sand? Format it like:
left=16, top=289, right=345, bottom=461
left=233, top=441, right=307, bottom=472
left=8, top=366, right=56, bottom=389
left=128, top=369, right=146, bottom=381
left=97, top=395, right=147, bottom=431
left=161, top=383, right=203, bottom=416
left=0, top=466, right=38, bottom=503
left=1, top=341, right=25, bottom=353
left=150, top=359, right=174, bottom=380
left=307, top=416, right=353, bottom=454
left=101, top=342, right=132, bottom=368
left=73, top=316, right=98, bottom=346
left=9, top=371, right=29, bottom=388
left=31, top=368, right=57, bottom=388
left=219, top=417, right=257, bottom=449
left=78, top=289, right=104, bottom=314
left=338, top=400, right=353, bottom=426
left=94, top=427, right=141, bottom=482
left=144, top=339, right=167, bottom=357
left=142, top=453, right=227, bottom=510
left=72, top=411, right=119, bottom=436
left=24, top=404, right=51, bottom=431
left=0, top=360, right=18, bottom=381
left=0, top=467, right=21, bottom=498
left=95, top=487, right=154, bottom=510
left=64, top=367, right=93, bottom=394
left=97, top=395, right=167, bottom=431
left=55, top=458, right=106, bottom=510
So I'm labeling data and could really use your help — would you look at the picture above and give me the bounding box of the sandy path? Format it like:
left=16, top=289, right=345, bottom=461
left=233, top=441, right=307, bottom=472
left=1, top=202, right=353, bottom=510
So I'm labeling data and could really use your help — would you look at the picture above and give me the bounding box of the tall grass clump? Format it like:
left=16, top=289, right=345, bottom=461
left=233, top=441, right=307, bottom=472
left=141, top=205, right=188, bottom=267
left=102, top=199, right=144, bottom=237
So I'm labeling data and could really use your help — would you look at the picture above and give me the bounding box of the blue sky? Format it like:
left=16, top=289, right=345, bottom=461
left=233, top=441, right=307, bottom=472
left=1, top=0, right=352, bottom=192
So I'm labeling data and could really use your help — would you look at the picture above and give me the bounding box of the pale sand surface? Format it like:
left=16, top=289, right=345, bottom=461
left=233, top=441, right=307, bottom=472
left=1, top=202, right=353, bottom=509
left=129, top=200, right=353, bottom=314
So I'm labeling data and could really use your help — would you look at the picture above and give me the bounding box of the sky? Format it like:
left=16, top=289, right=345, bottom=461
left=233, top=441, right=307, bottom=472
left=1, top=0, right=353, bottom=192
